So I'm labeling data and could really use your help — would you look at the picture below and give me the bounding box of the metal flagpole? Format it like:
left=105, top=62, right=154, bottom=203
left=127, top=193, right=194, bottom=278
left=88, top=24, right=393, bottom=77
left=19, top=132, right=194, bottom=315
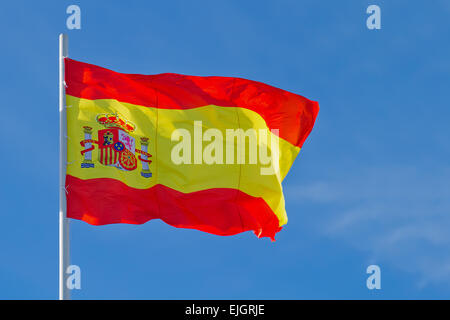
left=59, top=33, right=70, bottom=300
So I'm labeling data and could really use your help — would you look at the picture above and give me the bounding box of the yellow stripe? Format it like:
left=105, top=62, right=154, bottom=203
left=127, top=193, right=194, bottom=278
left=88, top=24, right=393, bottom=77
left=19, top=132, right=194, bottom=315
left=67, top=95, right=301, bottom=226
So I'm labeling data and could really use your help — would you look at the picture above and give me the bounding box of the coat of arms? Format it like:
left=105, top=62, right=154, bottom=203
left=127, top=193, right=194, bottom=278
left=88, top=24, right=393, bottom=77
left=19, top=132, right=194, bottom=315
left=79, top=113, right=152, bottom=178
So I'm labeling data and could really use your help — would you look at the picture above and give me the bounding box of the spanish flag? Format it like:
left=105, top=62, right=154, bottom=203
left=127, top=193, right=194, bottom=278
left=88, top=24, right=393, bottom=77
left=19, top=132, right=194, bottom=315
left=65, top=58, right=319, bottom=240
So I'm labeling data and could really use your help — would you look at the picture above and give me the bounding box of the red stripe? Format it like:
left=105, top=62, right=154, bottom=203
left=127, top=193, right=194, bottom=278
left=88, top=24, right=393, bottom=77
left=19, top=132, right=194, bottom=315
left=100, top=148, right=105, bottom=164
left=65, top=58, right=319, bottom=148
left=66, top=175, right=282, bottom=240
left=101, top=148, right=107, bottom=165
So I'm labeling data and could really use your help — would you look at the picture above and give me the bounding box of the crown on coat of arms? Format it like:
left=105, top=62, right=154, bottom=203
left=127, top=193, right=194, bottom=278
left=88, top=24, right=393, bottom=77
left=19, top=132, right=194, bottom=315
left=96, top=113, right=136, bottom=133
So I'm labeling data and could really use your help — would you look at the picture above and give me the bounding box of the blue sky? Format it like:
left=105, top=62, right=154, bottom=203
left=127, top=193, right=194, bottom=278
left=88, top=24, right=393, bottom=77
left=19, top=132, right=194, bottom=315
left=0, top=0, right=449, bottom=299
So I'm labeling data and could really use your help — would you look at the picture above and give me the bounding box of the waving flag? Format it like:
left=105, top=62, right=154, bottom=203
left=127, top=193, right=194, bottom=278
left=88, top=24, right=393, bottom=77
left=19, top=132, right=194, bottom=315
left=64, top=58, right=319, bottom=240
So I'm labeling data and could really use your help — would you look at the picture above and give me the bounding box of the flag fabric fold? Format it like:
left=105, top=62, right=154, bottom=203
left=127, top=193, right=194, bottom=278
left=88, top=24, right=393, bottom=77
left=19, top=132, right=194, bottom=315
left=65, top=58, right=319, bottom=240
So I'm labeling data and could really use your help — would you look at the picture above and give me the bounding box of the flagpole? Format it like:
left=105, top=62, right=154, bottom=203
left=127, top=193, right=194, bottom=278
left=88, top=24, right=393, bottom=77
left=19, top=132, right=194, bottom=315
left=59, top=33, right=70, bottom=300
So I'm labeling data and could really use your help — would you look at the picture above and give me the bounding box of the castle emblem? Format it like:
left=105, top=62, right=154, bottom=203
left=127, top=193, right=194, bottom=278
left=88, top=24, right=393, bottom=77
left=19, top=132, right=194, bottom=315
left=79, top=113, right=152, bottom=178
